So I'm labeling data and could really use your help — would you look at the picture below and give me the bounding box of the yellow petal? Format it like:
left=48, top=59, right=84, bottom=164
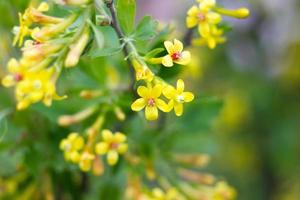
left=156, top=99, right=169, bottom=112
left=73, top=137, right=84, bottom=150
left=102, top=129, right=113, bottom=142
left=173, top=39, right=183, bottom=53
left=162, top=85, right=176, bottom=99
left=207, top=37, right=217, bottom=49
left=199, top=22, right=210, bottom=38
left=70, top=151, right=81, bottom=163
left=162, top=55, right=173, bottom=67
left=151, top=84, right=163, bottom=98
left=176, top=79, right=185, bottom=93
left=37, top=2, right=49, bottom=12
left=207, top=12, right=222, bottom=24
left=95, top=142, right=109, bottom=154
left=107, top=150, right=119, bottom=166
left=145, top=106, right=158, bottom=121
left=164, top=41, right=175, bottom=55
left=131, top=98, right=146, bottom=111
left=187, top=6, right=199, bottom=17
left=2, top=75, right=15, bottom=87
left=174, top=102, right=183, bottom=116
left=137, top=86, right=149, bottom=97
left=117, top=144, right=128, bottom=154
left=175, top=51, right=191, bottom=65
left=114, top=132, right=126, bottom=143
left=186, top=16, right=198, bottom=28
left=183, top=92, right=195, bottom=102
left=7, top=58, right=20, bottom=73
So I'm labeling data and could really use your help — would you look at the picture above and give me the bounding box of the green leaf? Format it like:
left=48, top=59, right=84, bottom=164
left=88, top=20, right=105, bottom=49
left=134, top=16, right=158, bottom=41
left=116, top=0, right=136, bottom=35
left=144, top=48, right=165, bottom=58
left=89, top=46, right=123, bottom=58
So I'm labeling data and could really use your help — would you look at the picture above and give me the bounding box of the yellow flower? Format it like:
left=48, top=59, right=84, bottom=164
left=186, top=0, right=222, bottom=38
left=1, top=59, right=26, bottom=88
left=131, top=84, right=169, bottom=121
left=163, top=79, right=194, bottom=116
left=192, top=25, right=226, bottom=49
left=148, top=188, right=183, bottom=200
left=60, top=132, right=85, bottom=163
left=95, top=129, right=128, bottom=166
left=132, top=59, right=154, bottom=82
left=162, top=39, right=191, bottom=67
left=79, top=151, right=95, bottom=172
left=15, top=67, right=65, bottom=110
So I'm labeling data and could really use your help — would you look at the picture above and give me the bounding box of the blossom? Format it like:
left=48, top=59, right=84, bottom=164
left=95, top=130, right=128, bottom=166
left=132, top=59, right=154, bottom=82
left=163, top=79, right=194, bottom=116
left=146, top=188, right=183, bottom=200
left=59, top=133, right=85, bottom=163
left=186, top=0, right=222, bottom=38
left=162, top=39, right=191, bottom=67
left=79, top=151, right=95, bottom=172
left=131, top=84, right=169, bottom=121
left=192, top=25, right=226, bottom=49
left=1, top=59, right=26, bottom=88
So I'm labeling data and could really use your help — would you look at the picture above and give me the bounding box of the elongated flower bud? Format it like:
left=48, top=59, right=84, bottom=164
left=65, top=27, right=90, bottom=68
left=214, top=7, right=250, bottom=19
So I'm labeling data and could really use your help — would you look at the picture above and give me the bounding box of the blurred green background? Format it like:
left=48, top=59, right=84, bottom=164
left=1, top=0, right=300, bottom=200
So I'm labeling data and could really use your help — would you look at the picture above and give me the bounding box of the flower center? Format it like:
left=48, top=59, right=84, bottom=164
left=110, top=143, right=119, bottom=149
left=176, top=95, right=185, bottom=103
left=14, top=73, right=23, bottom=82
left=171, top=52, right=181, bottom=61
left=147, top=98, right=156, bottom=107
left=197, top=12, right=206, bottom=22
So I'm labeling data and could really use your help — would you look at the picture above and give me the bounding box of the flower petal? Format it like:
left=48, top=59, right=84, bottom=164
left=164, top=41, right=175, bottom=55
left=156, top=99, right=169, bottom=112
left=102, top=129, right=113, bottom=142
left=145, top=106, right=158, bottom=121
left=174, top=102, right=183, bottom=116
left=183, top=92, right=195, bottom=102
left=163, top=85, right=176, bottom=99
left=152, top=84, right=163, bottom=98
left=114, top=132, right=126, bottom=143
left=137, top=86, right=149, bottom=97
left=107, top=150, right=119, bottom=166
left=173, top=39, right=183, bottom=53
left=131, top=98, right=146, bottom=111
left=176, top=79, right=185, bottom=93
left=187, top=6, right=199, bottom=17
left=95, top=142, right=108, bottom=155
left=199, top=22, right=210, bottom=38
left=117, top=144, right=128, bottom=154
left=162, top=55, right=174, bottom=67
left=207, top=12, right=222, bottom=24
left=186, top=16, right=198, bottom=28
left=175, top=51, right=191, bottom=65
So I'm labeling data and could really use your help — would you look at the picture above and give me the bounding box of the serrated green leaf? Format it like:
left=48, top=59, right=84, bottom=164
left=116, top=0, right=136, bottom=35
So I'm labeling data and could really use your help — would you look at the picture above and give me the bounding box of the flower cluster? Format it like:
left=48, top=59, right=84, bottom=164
left=1, top=2, right=91, bottom=110
left=186, top=0, right=249, bottom=49
left=131, top=39, right=194, bottom=121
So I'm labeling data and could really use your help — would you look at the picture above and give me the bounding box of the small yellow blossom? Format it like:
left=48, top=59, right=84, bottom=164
left=147, top=188, right=184, bottom=200
left=132, top=59, right=154, bottom=82
left=95, top=130, right=128, bottom=166
left=192, top=25, right=226, bottom=49
left=131, top=84, right=169, bottom=121
left=60, top=132, right=85, bottom=163
left=163, top=79, right=194, bottom=116
left=162, top=39, right=191, bottom=67
left=186, top=0, right=222, bottom=38
left=1, top=58, right=26, bottom=87
left=79, top=151, right=95, bottom=172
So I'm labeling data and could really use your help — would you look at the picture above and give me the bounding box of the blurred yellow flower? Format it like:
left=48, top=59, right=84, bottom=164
left=131, top=84, right=169, bottom=121
left=186, top=0, right=221, bottom=38
left=162, top=39, right=191, bottom=67
left=192, top=25, right=226, bottom=49
left=95, top=130, right=128, bottom=166
left=60, top=132, right=85, bottom=163
left=79, top=151, right=95, bottom=172
left=163, top=79, right=194, bottom=116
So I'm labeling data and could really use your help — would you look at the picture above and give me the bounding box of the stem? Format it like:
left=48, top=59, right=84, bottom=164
left=105, top=0, right=136, bottom=91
